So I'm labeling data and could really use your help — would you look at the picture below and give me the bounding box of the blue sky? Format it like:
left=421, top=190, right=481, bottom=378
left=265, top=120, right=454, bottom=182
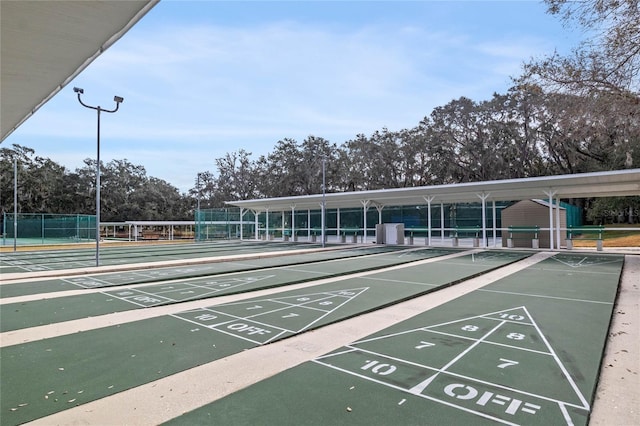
left=4, top=0, right=583, bottom=193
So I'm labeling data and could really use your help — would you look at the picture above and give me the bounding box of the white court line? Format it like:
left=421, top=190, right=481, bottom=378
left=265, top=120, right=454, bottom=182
left=312, top=359, right=520, bottom=426
left=423, top=329, right=553, bottom=356
left=361, top=276, right=438, bottom=287
left=183, top=307, right=298, bottom=334
left=208, top=322, right=289, bottom=345
left=328, top=334, right=588, bottom=410
left=352, top=327, right=429, bottom=345
left=527, top=266, right=620, bottom=276
left=330, top=342, right=587, bottom=410
left=478, top=289, right=613, bottom=305
left=559, top=402, right=576, bottom=426
left=167, top=314, right=285, bottom=346
left=221, top=292, right=364, bottom=340
left=483, top=314, right=534, bottom=326
left=343, top=344, right=441, bottom=373
left=419, top=306, right=528, bottom=330
left=242, top=296, right=337, bottom=319
left=522, top=306, right=590, bottom=410
left=314, top=347, right=357, bottom=360
left=293, top=288, right=369, bottom=336
left=104, top=289, right=174, bottom=307
left=13, top=252, right=563, bottom=425
left=151, top=279, right=257, bottom=298
left=0, top=263, right=43, bottom=273
left=549, top=257, right=622, bottom=269
left=62, top=277, right=112, bottom=288
left=280, top=267, right=331, bottom=275
left=409, top=320, right=506, bottom=395
left=351, top=306, right=532, bottom=346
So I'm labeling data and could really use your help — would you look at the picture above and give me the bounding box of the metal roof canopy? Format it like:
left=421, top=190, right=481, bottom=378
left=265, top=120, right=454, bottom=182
left=226, top=169, right=640, bottom=212
left=1, top=0, right=159, bottom=141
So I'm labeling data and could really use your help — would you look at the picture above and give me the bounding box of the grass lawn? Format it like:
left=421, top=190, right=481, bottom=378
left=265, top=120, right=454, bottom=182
left=573, top=224, right=640, bottom=247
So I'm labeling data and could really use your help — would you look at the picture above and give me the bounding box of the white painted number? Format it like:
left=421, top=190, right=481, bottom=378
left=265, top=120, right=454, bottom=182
left=246, top=305, right=263, bottom=310
left=506, top=333, right=526, bottom=340
left=461, top=325, right=480, bottom=332
left=497, top=358, right=519, bottom=369
left=195, top=313, right=218, bottom=321
left=499, top=313, right=525, bottom=321
left=415, top=341, right=436, bottom=349
left=282, top=313, right=299, bottom=318
left=361, top=360, right=397, bottom=376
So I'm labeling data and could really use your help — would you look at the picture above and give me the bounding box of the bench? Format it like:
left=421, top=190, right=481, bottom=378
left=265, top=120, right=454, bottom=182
left=452, top=226, right=481, bottom=247
left=337, top=228, right=360, bottom=243
left=404, top=227, right=429, bottom=245
left=507, top=226, right=540, bottom=249
left=140, top=232, right=161, bottom=240
left=566, top=226, right=604, bottom=251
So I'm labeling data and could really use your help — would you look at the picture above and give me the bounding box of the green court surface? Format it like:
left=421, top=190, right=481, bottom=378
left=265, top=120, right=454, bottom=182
left=0, top=240, right=329, bottom=274
left=0, top=247, right=461, bottom=332
left=0, top=245, right=414, bottom=298
left=0, top=251, right=527, bottom=425
left=167, top=253, right=623, bottom=426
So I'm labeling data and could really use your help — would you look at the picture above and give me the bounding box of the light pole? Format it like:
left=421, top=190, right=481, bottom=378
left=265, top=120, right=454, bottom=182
left=196, top=173, right=202, bottom=242
left=13, top=158, right=17, bottom=252
left=321, top=158, right=326, bottom=248
left=74, top=87, right=123, bottom=267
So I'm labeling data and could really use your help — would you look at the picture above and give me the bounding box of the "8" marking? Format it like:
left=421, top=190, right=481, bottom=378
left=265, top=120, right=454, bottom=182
left=506, top=332, right=526, bottom=340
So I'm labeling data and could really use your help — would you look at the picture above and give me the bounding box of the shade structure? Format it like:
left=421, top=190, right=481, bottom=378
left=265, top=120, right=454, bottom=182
left=225, top=169, right=640, bottom=212
left=1, top=0, right=158, bottom=141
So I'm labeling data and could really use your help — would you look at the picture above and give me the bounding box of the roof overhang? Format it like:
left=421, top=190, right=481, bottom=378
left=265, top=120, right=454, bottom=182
left=1, top=0, right=159, bottom=141
left=226, top=169, right=640, bottom=212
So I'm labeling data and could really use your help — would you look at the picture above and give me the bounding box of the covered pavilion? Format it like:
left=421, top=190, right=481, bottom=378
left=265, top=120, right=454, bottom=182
left=226, top=168, right=640, bottom=249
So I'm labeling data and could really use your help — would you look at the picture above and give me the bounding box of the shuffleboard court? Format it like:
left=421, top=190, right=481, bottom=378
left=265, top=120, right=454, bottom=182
left=168, top=253, right=624, bottom=426
left=0, top=241, right=331, bottom=274
left=0, top=245, right=412, bottom=298
left=0, top=250, right=528, bottom=425
left=0, top=247, right=462, bottom=332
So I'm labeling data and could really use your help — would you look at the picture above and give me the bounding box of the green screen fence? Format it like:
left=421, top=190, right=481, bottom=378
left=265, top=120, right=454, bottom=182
left=197, top=200, right=585, bottom=242
left=203, top=202, right=515, bottom=241
left=195, top=208, right=253, bottom=241
left=2, top=213, right=96, bottom=246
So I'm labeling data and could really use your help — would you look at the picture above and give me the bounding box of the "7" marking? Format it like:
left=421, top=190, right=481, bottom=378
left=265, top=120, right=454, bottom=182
left=497, top=358, right=519, bottom=369
left=415, top=341, right=436, bottom=349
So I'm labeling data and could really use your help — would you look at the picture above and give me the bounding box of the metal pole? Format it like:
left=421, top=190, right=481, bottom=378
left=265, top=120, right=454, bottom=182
left=13, top=158, right=17, bottom=252
left=196, top=173, right=201, bottom=242
left=96, top=108, right=101, bottom=266
left=73, top=88, right=122, bottom=267
left=321, top=158, right=326, bottom=248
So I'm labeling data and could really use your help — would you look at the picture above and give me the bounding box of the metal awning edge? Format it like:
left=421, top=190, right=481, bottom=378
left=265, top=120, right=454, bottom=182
left=0, top=0, right=160, bottom=142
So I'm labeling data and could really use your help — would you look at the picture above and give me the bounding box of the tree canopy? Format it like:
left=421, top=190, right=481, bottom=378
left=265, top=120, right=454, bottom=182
left=1, top=1, right=638, bottom=224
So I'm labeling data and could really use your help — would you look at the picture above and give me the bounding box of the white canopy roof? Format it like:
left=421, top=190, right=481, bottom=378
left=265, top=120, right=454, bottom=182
left=1, top=0, right=158, bottom=141
left=226, top=169, right=640, bottom=212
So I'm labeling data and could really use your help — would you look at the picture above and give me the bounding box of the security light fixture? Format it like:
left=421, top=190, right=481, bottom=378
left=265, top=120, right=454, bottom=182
left=73, top=88, right=123, bottom=267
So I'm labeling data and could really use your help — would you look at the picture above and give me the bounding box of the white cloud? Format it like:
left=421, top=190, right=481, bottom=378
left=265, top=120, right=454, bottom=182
left=5, top=3, right=576, bottom=193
